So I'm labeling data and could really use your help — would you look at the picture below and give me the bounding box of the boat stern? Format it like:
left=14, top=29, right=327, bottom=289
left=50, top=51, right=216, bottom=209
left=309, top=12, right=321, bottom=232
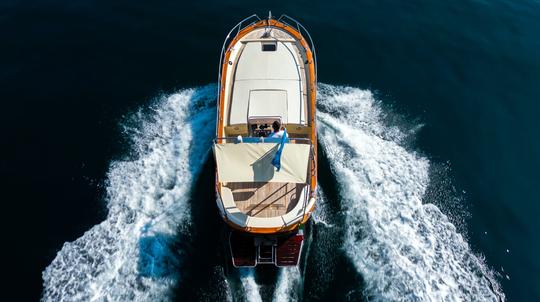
left=229, top=229, right=304, bottom=267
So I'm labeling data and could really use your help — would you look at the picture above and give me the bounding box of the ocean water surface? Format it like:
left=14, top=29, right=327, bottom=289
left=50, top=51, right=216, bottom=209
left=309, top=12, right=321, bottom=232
left=2, top=0, right=539, bottom=301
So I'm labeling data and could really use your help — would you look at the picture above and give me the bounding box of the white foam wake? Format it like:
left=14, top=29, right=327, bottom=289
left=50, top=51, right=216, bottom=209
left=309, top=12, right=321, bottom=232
left=317, top=84, right=504, bottom=301
left=312, top=187, right=334, bottom=228
left=239, top=269, right=263, bottom=302
left=273, top=267, right=302, bottom=302
left=42, top=85, right=216, bottom=301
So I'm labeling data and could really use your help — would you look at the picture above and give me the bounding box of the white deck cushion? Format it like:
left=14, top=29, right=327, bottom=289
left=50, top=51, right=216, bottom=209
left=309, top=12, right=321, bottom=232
left=280, top=185, right=308, bottom=225
left=219, top=184, right=312, bottom=229
left=221, top=187, right=248, bottom=227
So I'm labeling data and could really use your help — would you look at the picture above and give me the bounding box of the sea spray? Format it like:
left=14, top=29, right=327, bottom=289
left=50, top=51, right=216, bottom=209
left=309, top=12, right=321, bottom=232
left=312, top=187, right=335, bottom=228
left=41, top=82, right=505, bottom=301
left=273, top=267, right=302, bottom=302
left=42, top=85, right=216, bottom=301
left=317, top=84, right=504, bottom=301
left=239, top=269, right=263, bottom=302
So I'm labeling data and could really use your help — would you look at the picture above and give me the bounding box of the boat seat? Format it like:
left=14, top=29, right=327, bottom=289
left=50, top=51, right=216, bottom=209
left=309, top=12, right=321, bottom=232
left=281, top=185, right=307, bottom=225
left=248, top=216, right=285, bottom=228
left=220, top=185, right=312, bottom=229
left=221, top=187, right=249, bottom=227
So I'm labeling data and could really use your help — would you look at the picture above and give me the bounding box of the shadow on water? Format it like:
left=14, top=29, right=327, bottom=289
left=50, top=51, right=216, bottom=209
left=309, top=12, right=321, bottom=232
left=315, top=141, right=342, bottom=217
left=167, top=85, right=230, bottom=300
left=174, top=156, right=281, bottom=300
left=170, top=127, right=365, bottom=300
left=302, top=141, right=366, bottom=301
left=138, top=234, right=183, bottom=279
left=128, top=85, right=218, bottom=295
left=173, top=157, right=231, bottom=301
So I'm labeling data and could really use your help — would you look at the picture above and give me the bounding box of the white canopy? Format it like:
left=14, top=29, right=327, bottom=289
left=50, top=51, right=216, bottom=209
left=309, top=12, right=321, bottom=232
left=213, top=143, right=310, bottom=183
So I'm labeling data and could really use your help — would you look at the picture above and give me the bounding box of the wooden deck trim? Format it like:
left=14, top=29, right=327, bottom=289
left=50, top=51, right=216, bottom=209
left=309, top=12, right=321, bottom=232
left=224, top=182, right=301, bottom=218
left=216, top=18, right=318, bottom=234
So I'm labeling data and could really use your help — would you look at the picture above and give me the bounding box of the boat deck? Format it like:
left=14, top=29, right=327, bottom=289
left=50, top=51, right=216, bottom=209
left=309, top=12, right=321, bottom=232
left=223, top=182, right=303, bottom=218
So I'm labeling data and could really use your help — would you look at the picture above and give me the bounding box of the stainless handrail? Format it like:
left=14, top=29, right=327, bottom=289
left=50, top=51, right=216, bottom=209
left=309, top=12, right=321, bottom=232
left=216, top=14, right=317, bottom=106
left=213, top=137, right=312, bottom=144
left=277, top=14, right=318, bottom=83
left=216, top=15, right=261, bottom=131
left=217, top=14, right=261, bottom=99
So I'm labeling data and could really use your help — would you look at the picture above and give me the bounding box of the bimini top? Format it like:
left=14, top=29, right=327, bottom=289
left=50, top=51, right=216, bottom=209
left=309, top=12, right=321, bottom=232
left=213, top=143, right=310, bottom=184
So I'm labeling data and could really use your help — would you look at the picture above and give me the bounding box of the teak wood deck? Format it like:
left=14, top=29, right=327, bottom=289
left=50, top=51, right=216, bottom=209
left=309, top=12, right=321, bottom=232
left=223, top=182, right=303, bottom=218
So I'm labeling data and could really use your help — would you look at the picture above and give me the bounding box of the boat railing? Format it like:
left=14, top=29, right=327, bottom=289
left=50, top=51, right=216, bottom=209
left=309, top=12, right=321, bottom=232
left=213, top=137, right=311, bottom=144
left=217, top=14, right=261, bottom=96
left=217, top=14, right=318, bottom=121
left=276, top=14, right=318, bottom=83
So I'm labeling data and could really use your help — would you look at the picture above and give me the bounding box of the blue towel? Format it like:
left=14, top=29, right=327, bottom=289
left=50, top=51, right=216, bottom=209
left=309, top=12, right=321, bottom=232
left=271, top=130, right=287, bottom=171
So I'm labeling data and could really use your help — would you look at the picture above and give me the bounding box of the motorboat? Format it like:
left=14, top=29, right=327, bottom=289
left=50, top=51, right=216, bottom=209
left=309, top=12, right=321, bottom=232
left=213, top=13, right=317, bottom=267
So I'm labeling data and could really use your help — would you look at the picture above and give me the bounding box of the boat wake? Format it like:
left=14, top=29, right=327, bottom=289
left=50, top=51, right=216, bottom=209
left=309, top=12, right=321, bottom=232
left=273, top=267, right=302, bottom=302
left=239, top=269, right=263, bottom=302
left=317, top=84, right=504, bottom=301
left=231, top=190, right=324, bottom=302
left=41, top=85, right=216, bottom=301
left=42, top=83, right=504, bottom=302
left=233, top=267, right=302, bottom=302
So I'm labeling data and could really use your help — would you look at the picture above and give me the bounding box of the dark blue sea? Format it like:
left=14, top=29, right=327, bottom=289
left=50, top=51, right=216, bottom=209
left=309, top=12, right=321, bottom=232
left=2, top=0, right=539, bottom=301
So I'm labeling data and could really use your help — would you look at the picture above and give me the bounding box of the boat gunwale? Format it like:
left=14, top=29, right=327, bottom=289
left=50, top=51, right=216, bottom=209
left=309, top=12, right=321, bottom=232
left=215, top=16, right=318, bottom=234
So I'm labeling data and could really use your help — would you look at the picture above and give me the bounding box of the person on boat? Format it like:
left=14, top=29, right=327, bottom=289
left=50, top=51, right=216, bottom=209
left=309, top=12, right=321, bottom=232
left=271, top=120, right=285, bottom=138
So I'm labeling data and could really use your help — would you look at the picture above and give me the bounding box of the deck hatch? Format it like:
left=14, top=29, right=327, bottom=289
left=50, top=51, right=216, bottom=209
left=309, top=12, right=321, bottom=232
left=261, top=42, right=277, bottom=51
left=248, top=90, right=288, bottom=123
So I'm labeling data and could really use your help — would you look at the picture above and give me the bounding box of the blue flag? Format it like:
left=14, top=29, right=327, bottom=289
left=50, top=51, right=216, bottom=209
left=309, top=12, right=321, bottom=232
left=271, top=129, right=287, bottom=171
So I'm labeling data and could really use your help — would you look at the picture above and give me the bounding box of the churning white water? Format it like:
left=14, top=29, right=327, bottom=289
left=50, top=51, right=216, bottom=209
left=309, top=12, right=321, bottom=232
left=42, top=83, right=503, bottom=301
left=317, top=84, right=504, bottom=301
left=41, top=85, right=216, bottom=301
left=273, top=267, right=302, bottom=302
left=239, top=269, right=263, bottom=302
